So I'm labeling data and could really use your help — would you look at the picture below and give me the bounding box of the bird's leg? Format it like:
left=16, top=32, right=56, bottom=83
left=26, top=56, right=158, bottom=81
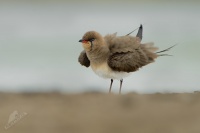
left=109, top=79, right=113, bottom=93
left=119, top=79, right=123, bottom=94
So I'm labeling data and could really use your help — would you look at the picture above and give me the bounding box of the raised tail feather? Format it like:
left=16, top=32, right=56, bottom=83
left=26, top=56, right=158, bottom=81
left=156, top=44, right=177, bottom=56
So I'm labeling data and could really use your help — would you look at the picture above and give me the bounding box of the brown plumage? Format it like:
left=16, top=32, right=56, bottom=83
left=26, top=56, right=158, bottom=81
left=78, top=25, right=173, bottom=94
left=78, top=51, right=90, bottom=67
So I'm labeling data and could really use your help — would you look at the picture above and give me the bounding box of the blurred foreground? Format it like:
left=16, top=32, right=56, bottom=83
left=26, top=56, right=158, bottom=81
left=1, top=92, right=200, bottom=133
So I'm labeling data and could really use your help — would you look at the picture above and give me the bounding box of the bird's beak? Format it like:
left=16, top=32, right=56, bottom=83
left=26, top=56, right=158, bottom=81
left=79, top=39, right=88, bottom=43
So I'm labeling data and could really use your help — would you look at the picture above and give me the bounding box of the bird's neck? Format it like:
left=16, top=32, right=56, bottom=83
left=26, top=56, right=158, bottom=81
left=86, top=45, right=109, bottom=64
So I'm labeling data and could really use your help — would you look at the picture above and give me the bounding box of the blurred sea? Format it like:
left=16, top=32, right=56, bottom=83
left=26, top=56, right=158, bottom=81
left=0, top=1, right=200, bottom=93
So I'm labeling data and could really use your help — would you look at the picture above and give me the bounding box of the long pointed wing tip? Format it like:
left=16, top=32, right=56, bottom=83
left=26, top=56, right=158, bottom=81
left=139, top=24, right=143, bottom=29
left=136, top=24, right=143, bottom=40
left=125, top=24, right=143, bottom=36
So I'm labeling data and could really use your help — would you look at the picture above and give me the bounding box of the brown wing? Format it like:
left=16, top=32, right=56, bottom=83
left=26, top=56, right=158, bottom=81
left=104, top=34, right=141, bottom=54
left=108, top=47, right=154, bottom=73
left=107, top=25, right=158, bottom=72
left=78, top=50, right=90, bottom=67
left=105, top=25, right=143, bottom=54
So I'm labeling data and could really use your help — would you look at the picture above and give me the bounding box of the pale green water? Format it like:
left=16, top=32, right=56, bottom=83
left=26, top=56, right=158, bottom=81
left=0, top=1, right=200, bottom=93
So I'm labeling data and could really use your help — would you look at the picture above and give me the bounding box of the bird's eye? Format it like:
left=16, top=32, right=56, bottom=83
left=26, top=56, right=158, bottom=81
left=89, top=38, right=95, bottom=42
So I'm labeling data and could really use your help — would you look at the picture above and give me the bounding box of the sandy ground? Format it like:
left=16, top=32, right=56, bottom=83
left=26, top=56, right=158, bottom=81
left=1, top=92, right=200, bottom=133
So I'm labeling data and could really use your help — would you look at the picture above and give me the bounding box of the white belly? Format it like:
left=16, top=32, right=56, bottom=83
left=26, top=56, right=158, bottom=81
left=91, top=62, right=131, bottom=80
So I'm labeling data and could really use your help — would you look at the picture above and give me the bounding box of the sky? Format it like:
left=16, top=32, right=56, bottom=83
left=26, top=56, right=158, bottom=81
left=0, top=1, right=200, bottom=93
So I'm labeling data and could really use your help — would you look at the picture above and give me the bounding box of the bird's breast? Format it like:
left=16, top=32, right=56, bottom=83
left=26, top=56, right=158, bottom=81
left=90, top=62, right=131, bottom=80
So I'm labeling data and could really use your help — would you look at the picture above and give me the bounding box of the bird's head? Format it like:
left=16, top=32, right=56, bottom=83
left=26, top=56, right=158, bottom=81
left=79, top=31, right=103, bottom=52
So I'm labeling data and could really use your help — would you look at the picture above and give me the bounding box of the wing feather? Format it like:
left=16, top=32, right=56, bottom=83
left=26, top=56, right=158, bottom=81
left=104, top=34, right=141, bottom=54
left=108, top=42, right=159, bottom=72
left=105, top=25, right=159, bottom=72
left=78, top=50, right=90, bottom=67
left=107, top=49, right=149, bottom=72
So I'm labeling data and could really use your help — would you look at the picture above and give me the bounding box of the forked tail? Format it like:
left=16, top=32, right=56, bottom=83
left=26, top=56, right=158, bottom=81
left=141, top=43, right=176, bottom=63
left=156, top=44, right=177, bottom=56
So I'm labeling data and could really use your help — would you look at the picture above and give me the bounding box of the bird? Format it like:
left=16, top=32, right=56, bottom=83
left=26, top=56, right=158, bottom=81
left=78, top=25, right=175, bottom=94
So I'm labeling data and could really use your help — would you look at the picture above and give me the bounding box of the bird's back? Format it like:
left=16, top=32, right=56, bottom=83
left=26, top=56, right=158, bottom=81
left=104, top=33, right=159, bottom=72
left=104, top=33, right=141, bottom=53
